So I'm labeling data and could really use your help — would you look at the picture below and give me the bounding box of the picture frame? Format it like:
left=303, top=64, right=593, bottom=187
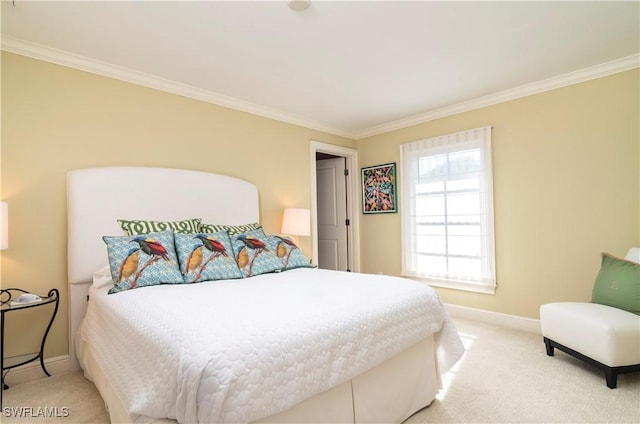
left=361, top=162, right=397, bottom=214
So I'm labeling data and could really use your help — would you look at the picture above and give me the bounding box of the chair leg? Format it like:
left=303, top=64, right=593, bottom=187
left=544, top=337, right=555, bottom=356
left=605, top=368, right=617, bottom=389
left=543, top=337, right=640, bottom=389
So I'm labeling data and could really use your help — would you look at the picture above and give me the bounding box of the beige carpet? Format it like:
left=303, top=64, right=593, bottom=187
left=406, top=319, right=639, bottom=423
left=1, top=371, right=109, bottom=423
left=2, top=318, right=639, bottom=423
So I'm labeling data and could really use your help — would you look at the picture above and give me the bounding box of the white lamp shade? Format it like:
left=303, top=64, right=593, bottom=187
left=1, top=201, right=8, bottom=250
left=281, top=208, right=310, bottom=236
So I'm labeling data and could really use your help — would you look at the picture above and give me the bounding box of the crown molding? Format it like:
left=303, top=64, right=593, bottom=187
left=0, top=35, right=354, bottom=139
left=2, top=35, right=637, bottom=141
left=354, top=53, right=640, bottom=140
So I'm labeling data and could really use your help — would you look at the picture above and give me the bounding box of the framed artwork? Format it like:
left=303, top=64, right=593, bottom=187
left=361, top=162, right=397, bottom=214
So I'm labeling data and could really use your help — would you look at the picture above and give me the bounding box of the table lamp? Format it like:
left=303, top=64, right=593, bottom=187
left=281, top=208, right=310, bottom=245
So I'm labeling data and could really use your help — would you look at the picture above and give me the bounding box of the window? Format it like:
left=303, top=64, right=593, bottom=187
left=400, top=126, right=496, bottom=294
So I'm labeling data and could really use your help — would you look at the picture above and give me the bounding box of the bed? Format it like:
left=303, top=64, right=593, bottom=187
left=67, top=166, right=464, bottom=424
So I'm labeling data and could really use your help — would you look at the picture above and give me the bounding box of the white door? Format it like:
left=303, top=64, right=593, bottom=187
left=316, top=157, right=349, bottom=271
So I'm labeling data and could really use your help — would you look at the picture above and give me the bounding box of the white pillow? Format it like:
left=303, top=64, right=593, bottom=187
left=625, top=247, right=640, bottom=264
left=92, top=265, right=113, bottom=288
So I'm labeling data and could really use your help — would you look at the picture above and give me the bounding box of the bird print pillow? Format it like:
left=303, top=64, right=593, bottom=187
left=103, top=230, right=185, bottom=294
left=230, top=229, right=285, bottom=277
left=174, top=231, right=243, bottom=283
left=263, top=235, right=315, bottom=271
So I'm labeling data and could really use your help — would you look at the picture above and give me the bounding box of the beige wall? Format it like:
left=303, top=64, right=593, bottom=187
left=357, top=69, right=639, bottom=319
left=2, top=51, right=638, bottom=362
left=0, top=52, right=354, bottom=359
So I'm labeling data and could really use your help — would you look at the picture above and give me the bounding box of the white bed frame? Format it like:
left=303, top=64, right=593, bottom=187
left=67, top=167, right=440, bottom=423
left=67, top=167, right=259, bottom=372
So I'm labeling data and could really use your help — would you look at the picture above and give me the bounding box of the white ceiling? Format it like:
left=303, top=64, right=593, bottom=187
left=2, top=1, right=639, bottom=139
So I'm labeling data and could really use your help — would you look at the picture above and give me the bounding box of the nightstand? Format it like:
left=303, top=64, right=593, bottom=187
left=0, top=288, right=59, bottom=407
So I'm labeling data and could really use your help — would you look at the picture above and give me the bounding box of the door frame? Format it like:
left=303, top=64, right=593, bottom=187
left=310, top=141, right=360, bottom=272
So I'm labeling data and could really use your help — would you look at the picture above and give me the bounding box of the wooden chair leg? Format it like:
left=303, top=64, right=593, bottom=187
left=605, top=368, right=617, bottom=389
left=544, top=337, right=555, bottom=356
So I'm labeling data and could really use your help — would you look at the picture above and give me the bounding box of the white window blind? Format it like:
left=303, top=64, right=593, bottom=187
left=400, top=126, right=496, bottom=294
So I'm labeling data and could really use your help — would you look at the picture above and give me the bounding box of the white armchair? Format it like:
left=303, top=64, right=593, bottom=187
left=539, top=248, right=640, bottom=388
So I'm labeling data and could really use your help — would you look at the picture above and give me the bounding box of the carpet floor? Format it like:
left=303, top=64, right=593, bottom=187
left=2, top=317, right=638, bottom=423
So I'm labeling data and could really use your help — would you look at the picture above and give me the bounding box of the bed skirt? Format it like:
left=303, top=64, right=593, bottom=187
left=77, top=334, right=440, bottom=423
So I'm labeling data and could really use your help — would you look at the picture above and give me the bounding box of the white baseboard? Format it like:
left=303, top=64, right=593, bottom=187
left=3, top=355, right=71, bottom=387
left=445, top=303, right=542, bottom=334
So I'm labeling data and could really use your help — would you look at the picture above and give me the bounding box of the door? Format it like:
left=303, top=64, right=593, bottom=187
left=316, top=157, right=349, bottom=271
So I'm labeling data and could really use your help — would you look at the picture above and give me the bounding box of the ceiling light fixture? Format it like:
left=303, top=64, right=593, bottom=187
left=288, top=0, right=311, bottom=12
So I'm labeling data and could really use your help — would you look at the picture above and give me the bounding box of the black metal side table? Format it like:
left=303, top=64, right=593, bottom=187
left=0, top=288, right=59, bottom=407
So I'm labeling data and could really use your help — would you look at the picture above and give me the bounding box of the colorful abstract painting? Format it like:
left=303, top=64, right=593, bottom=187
left=361, top=162, right=397, bottom=214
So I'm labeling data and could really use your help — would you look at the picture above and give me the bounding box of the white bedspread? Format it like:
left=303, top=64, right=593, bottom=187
left=78, top=268, right=463, bottom=423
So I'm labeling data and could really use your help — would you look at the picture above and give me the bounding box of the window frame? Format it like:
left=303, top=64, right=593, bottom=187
left=400, top=126, right=496, bottom=295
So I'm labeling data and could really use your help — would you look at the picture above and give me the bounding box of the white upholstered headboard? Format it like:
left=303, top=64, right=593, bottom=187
left=67, top=167, right=259, bottom=370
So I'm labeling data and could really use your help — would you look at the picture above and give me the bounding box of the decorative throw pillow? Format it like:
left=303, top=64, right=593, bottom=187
left=103, top=230, right=185, bottom=294
left=199, top=222, right=262, bottom=236
left=174, top=231, right=243, bottom=283
left=230, top=229, right=284, bottom=277
left=264, top=235, right=314, bottom=271
left=591, top=253, right=640, bottom=315
left=92, top=265, right=114, bottom=288
left=118, top=218, right=202, bottom=236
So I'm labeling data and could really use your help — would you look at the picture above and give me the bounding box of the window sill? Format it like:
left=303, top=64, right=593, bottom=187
left=403, top=274, right=496, bottom=295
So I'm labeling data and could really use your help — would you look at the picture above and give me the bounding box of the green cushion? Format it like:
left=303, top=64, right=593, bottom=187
left=591, top=253, right=640, bottom=315
left=118, top=218, right=201, bottom=236
left=199, top=222, right=262, bottom=236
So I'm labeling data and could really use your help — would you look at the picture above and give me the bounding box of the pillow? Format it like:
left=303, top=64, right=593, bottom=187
left=230, top=229, right=284, bottom=277
left=174, top=231, right=243, bottom=283
left=199, top=222, right=262, bottom=236
left=591, top=253, right=640, bottom=315
left=264, top=235, right=314, bottom=271
left=118, top=218, right=202, bottom=236
left=93, top=265, right=114, bottom=288
left=103, top=230, right=185, bottom=294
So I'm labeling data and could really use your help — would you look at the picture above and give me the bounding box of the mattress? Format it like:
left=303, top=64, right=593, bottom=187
left=78, top=268, right=463, bottom=423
